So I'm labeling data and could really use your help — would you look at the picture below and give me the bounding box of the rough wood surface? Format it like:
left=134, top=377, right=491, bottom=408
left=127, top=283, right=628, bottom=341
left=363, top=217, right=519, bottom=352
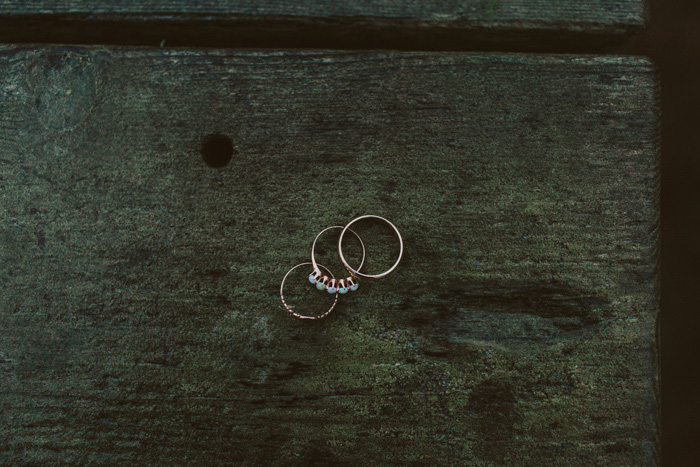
left=0, top=46, right=658, bottom=465
left=0, top=1, right=647, bottom=49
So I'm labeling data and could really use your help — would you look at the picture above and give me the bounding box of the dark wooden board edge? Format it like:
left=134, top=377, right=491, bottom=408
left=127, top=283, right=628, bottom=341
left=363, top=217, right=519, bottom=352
left=0, top=13, right=646, bottom=52
left=652, top=59, right=662, bottom=467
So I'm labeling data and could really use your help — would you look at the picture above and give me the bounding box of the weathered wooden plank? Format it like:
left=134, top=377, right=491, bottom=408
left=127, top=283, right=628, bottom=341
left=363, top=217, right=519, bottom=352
left=0, top=46, right=658, bottom=465
left=0, top=1, right=647, bottom=49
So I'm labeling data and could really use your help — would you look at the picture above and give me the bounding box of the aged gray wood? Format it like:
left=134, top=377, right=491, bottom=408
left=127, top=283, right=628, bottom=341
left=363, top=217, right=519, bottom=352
left=0, top=0, right=647, bottom=26
left=0, top=1, right=647, bottom=48
left=0, top=46, right=658, bottom=465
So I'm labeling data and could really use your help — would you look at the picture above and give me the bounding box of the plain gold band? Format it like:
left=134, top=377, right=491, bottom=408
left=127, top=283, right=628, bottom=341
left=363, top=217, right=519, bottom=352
left=338, top=215, right=403, bottom=279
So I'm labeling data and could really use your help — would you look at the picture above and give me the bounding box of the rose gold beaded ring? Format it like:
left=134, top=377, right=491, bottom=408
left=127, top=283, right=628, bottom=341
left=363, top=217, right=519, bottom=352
left=338, top=215, right=403, bottom=279
left=280, top=262, right=338, bottom=320
left=309, top=226, right=366, bottom=294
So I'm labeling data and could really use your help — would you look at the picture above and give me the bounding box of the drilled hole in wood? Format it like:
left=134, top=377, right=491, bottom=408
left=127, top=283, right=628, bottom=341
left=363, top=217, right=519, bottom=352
left=201, top=133, right=234, bottom=168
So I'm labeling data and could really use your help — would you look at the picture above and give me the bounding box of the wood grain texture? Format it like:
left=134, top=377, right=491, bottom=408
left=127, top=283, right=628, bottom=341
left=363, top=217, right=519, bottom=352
left=0, top=1, right=647, bottom=49
left=0, top=46, right=658, bottom=465
left=0, top=0, right=647, bottom=26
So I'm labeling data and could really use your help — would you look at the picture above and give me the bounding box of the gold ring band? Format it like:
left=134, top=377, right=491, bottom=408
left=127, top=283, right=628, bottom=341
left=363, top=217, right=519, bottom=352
left=338, top=215, right=403, bottom=279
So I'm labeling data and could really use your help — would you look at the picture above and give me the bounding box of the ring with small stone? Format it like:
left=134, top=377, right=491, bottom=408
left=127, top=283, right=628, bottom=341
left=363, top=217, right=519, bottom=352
left=309, top=225, right=365, bottom=294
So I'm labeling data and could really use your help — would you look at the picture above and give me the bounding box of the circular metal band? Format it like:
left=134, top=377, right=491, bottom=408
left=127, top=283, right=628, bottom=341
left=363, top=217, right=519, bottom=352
left=338, top=215, right=403, bottom=279
left=311, top=225, right=366, bottom=283
left=280, top=262, right=338, bottom=320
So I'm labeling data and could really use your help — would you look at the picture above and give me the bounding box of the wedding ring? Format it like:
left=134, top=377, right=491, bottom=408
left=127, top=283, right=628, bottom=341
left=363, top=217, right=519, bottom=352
left=337, top=215, right=403, bottom=279
left=280, top=262, right=338, bottom=320
left=310, top=225, right=365, bottom=293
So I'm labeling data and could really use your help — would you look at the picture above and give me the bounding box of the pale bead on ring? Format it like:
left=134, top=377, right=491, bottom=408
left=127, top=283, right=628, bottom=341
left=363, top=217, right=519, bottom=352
left=281, top=262, right=338, bottom=320
left=309, top=225, right=365, bottom=293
